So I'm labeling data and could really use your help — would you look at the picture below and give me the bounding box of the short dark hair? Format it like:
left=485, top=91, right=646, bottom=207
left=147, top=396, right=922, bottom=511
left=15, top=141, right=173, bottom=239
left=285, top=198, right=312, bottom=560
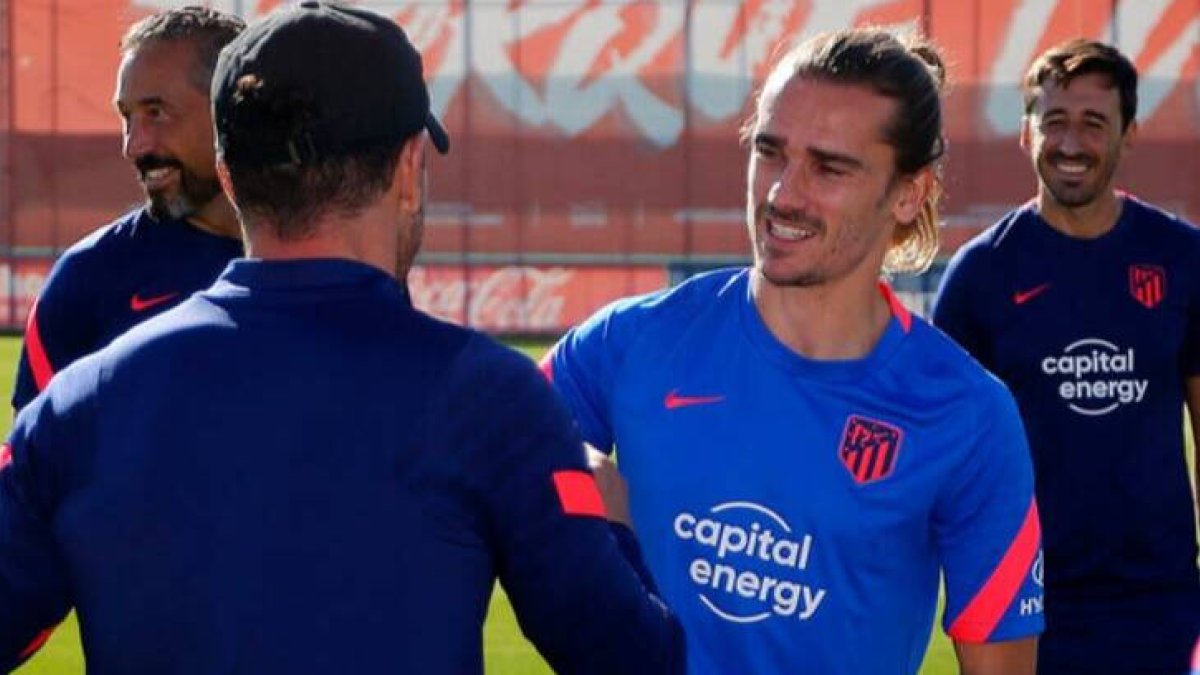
left=1023, top=38, right=1138, bottom=130
left=747, top=28, right=948, bottom=273
left=121, top=6, right=245, bottom=94
left=225, top=146, right=405, bottom=242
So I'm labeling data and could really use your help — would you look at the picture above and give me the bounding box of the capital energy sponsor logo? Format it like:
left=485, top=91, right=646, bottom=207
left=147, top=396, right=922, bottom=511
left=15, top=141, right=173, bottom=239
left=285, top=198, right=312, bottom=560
left=673, top=501, right=826, bottom=624
left=1041, top=338, right=1147, bottom=416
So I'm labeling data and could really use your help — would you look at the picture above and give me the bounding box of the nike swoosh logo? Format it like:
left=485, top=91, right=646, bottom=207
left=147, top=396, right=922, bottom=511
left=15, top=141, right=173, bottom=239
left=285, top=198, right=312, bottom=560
left=664, top=389, right=725, bottom=410
left=1013, top=283, right=1051, bottom=305
left=130, top=292, right=180, bottom=312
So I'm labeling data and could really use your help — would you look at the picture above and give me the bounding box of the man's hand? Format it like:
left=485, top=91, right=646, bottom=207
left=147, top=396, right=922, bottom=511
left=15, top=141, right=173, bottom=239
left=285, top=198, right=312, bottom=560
left=586, top=444, right=632, bottom=528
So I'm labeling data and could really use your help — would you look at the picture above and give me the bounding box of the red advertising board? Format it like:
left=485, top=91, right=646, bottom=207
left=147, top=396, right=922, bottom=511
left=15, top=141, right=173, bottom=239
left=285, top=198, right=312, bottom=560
left=409, top=265, right=668, bottom=332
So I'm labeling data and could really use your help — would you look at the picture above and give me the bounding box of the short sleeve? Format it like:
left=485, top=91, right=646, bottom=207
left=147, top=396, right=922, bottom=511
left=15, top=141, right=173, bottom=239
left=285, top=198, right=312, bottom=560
left=541, top=300, right=636, bottom=452
left=936, top=383, right=1044, bottom=643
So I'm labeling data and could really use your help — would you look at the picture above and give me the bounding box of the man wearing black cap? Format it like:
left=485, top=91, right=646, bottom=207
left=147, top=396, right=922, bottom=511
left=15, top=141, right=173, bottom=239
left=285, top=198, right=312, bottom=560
left=0, top=3, right=684, bottom=673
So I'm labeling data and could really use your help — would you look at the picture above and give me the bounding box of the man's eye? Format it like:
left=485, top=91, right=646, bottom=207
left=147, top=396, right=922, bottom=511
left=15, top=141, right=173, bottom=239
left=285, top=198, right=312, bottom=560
left=754, top=143, right=779, bottom=159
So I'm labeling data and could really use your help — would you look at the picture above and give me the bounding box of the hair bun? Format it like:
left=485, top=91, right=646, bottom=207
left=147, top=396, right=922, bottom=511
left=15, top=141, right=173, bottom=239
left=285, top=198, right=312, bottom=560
left=906, top=41, right=947, bottom=89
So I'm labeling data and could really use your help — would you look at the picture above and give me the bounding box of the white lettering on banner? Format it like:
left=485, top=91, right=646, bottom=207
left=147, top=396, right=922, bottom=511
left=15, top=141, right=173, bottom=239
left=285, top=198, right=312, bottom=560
left=674, top=501, right=827, bottom=624
left=407, top=266, right=570, bottom=331
left=1144, top=17, right=1200, bottom=120
left=1040, top=338, right=1148, bottom=416
left=687, top=1, right=913, bottom=122
left=0, top=264, right=48, bottom=325
left=982, top=0, right=1062, bottom=134
left=688, top=2, right=797, bottom=121
left=136, top=1, right=1193, bottom=142
left=542, top=3, right=686, bottom=146
left=984, top=0, right=1189, bottom=134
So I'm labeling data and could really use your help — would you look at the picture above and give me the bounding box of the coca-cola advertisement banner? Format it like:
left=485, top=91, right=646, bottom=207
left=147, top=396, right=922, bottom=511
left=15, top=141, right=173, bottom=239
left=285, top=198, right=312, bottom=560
left=0, top=259, right=51, bottom=328
left=408, top=264, right=669, bottom=333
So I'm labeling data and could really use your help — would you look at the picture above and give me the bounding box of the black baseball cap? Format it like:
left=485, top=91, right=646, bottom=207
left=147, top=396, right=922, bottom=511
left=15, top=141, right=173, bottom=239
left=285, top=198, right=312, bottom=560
left=212, top=0, right=449, bottom=167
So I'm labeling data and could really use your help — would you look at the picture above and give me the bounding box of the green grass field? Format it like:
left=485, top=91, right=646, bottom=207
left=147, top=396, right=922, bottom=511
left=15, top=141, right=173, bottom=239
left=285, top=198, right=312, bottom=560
left=6, top=336, right=1195, bottom=674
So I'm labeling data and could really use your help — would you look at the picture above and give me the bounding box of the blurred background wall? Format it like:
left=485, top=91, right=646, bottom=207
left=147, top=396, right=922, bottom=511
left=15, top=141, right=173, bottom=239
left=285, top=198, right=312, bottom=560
left=1, top=0, right=1197, bottom=332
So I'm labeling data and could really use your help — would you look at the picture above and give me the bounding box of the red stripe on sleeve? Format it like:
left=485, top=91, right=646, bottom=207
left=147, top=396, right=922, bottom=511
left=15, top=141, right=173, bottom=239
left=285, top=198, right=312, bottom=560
left=19, top=626, right=55, bottom=659
left=947, top=499, right=1041, bottom=643
left=0, top=444, right=11, bottom=471
left=552, top=470, right=607, bottom=519
left=877, top=282, right=912, bottom=333
left=23, top=300, right=55, bottom=392
left=537, top=349, right=554, bottom=383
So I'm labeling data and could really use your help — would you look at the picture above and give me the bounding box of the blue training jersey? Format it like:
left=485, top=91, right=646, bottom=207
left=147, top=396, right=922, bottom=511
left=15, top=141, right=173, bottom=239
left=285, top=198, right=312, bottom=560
left=0, top=258, right=683, bottom=675
left=934, top=197, right=1200, bottom=671
left=13, top=207, right=243, bottom=410
left=543, top=268, right=1044, bottom=675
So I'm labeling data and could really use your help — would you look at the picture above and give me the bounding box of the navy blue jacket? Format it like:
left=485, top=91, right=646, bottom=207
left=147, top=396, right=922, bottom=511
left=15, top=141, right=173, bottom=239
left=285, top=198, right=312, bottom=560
left=0, top=258, right=684, bottom=674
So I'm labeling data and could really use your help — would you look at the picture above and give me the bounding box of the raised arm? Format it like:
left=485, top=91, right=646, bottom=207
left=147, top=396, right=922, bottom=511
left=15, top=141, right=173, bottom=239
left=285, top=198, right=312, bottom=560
left=442, top=343, right=684, bottom=675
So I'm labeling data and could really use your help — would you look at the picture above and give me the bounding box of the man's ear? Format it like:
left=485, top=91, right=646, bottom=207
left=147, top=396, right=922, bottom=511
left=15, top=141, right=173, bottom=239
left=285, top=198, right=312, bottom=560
left=394, top=134, right=426, bottom=215
left=1120, top=118, right=1138, bottom=154
left=890, top=166, right=932, bottom=226
left=216, top=157, right=237, bottom=205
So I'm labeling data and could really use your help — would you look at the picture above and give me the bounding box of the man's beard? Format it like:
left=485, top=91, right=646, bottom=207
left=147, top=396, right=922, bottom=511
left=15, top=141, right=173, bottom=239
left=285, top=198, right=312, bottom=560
left=137, top=154, right=222, bottom=221
left=1038, top=150, right=1118, bottom=209
left=751, top=202, right=829, bottom=288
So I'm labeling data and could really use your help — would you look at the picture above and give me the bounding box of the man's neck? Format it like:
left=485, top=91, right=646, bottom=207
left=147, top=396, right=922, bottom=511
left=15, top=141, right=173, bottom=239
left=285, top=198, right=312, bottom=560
left=1036, top=189, right=1124, bottom=240
left=244, top=209, right=398, bottom=278
left=752, top=271, right=892, bottom=362
left=186, top=196, right=242, bottom=240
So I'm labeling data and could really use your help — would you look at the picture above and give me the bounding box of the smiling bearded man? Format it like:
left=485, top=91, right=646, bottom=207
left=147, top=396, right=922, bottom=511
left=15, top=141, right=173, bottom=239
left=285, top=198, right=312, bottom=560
left=11, top=7, right=245, bottom=412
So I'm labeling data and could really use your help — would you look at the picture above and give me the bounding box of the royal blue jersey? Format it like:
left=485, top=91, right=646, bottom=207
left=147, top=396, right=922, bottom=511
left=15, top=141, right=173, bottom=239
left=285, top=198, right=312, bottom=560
left=934, top=197, right=1200, bottom=672
left=543, top=268, right=1043, bottom=675
left=0, top=258, right=683, bottom=675
left=13, top=207, right=243, bottom=410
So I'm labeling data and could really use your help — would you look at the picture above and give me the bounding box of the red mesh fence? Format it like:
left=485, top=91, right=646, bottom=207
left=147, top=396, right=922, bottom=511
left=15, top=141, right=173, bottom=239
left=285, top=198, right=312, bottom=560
left=1, top=0, right=1197, bottom=331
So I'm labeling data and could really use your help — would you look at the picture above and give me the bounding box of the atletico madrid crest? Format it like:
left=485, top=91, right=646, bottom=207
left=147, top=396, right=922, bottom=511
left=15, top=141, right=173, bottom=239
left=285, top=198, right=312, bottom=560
left=1129, top=264, right=1166, bottom=309
left=838, top=415, right=903, bottom=485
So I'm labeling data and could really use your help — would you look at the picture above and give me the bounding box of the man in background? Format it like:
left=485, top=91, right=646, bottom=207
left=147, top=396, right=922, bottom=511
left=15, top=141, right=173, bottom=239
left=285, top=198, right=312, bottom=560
left=12, top=6, right=244, bottom=410
left=542, top=28, right=1042, bottom=675
left=0, top=3, right=683, bottom=673
left=934, top=39, right=1200, bottom=674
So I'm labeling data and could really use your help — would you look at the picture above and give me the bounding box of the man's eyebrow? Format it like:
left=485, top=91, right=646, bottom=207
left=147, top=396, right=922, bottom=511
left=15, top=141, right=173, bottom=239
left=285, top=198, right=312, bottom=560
left=114, top=95, right=168, bottom=110
left=752, top=132, right=784, bottom=148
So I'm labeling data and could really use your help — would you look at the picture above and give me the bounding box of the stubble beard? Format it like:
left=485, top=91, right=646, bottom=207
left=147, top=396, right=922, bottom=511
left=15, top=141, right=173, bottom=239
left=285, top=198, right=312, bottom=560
left=145, top=165, right=222, bottom=222
left=1038, top=150, right=1119, bottom=210
left=751, top=202, right=829, bottom=288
